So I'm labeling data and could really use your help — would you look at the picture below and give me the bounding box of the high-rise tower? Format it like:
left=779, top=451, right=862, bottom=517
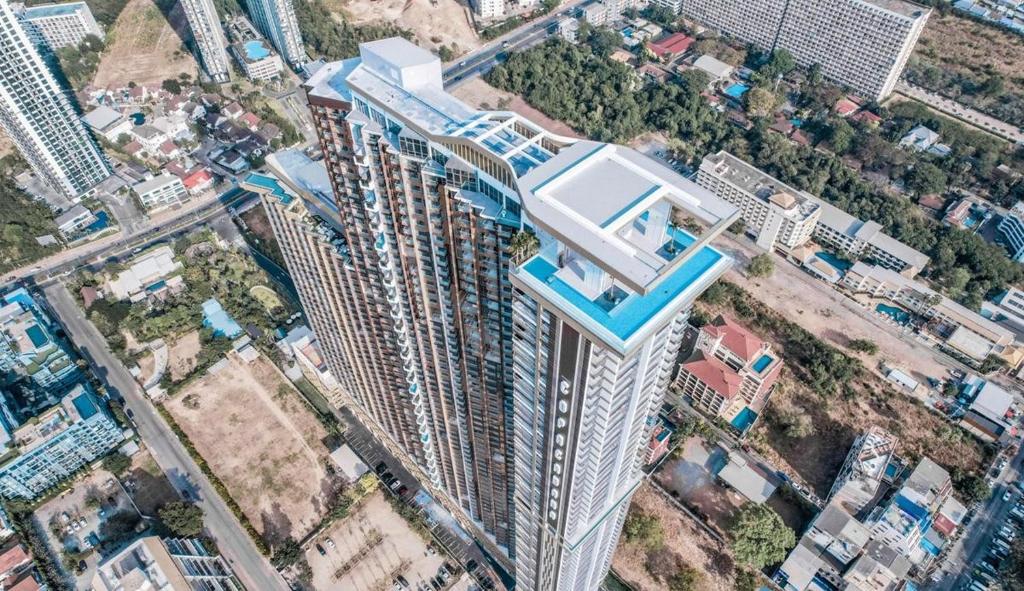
left=245, top=0, right=306, bottom=68
left=245, top=38, right=737, bottom=590
left=0, top=0, right=110, bottom=199
left=180, top=0, right=231, bottom=83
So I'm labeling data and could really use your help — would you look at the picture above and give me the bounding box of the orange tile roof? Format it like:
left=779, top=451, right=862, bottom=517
left=682, top=351, right=742, bottom=398
left=703, top=315, right=764, bottom=361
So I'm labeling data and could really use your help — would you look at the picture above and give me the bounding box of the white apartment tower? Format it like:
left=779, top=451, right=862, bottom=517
left=16, top=1, right=103, bottom=50
left=245, top=0, right=306, bottom=67
left=180, top=0, right=231, bottom=83
left=247, top=38, right=737, bottom=591
left=677, top=0, right=931, bottom=100
left=0, top=0, right=110, bottom=198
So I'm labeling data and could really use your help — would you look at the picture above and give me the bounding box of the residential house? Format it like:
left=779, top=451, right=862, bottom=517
left=81, top=105, right=132, bottom=143
left=157, top=140, right=180, bottom=160
left=238, top=112, right=261, bottom=131
left=105, top=245, right=184, bottom=301
left=900, top=124, right=951, bottom=156
left=693, top=54, right=734, bottom=86
left=646, top=32, right=694, bottom=61
left=676, top=314, right=782, bottom=432
left=223, top=102, right=244, bottom=119
left=54, top=204, right=97, bottom=236
left=131, top=124, right=168, bottom=154
left=132, top=174, right=188, bottom=211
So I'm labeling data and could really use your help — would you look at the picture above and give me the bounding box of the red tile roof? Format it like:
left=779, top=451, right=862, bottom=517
left=239, top=112, right=261, bottom=129
left=852, top=110, right=882, bottom=125
left=682, top=351, right=742, bottom=398
left=834, top=98, right=859, bottom=117
left=183, top=168, right=214, bottom=190
left=123, top=141, right=143, bottom=155
left=0, top=544, right=30, bottom=576
left=647, top=32, right=694, bottom=59
left=6, top=572, right=41, bottom=591
left=703, top=315, right=764, bottom=362
left=158, top=140, right=178, bottom=155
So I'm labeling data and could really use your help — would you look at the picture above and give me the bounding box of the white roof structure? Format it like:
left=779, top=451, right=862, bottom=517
left=716, top=452, right=777, bottom=503
left=693, top=55, right=734, bottom=80
left=106, top=245, right=183, bottom=299
left=330, top=444, right=368, bottom=482
left=901, top=125, right=940, bottom=150
left=970, top=381, right=1013, bottom=423
left=82, top=105, right=124, bottom=132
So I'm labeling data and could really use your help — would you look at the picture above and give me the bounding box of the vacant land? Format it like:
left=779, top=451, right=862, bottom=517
left=165, top=352, right=335, bottom=546
left=93, top=0, right=197, bottom=87
left=167, top=330, right=201, bottom=381
left=306, top=490, right=446, bottom=591
left=336, top=0, right=480, bottom=57
left=451, top=78, right=584, bottom=140
left=125, top=450, right=180, bottom=516
left=612, top=485, right=736, bottom=591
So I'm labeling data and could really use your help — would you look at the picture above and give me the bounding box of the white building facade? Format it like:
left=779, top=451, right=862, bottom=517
left=245, top=0, right=306, bottom=67
left=16, top=1, right=103, bottom=50
left=998, top=201, right=1024, bottom=262
left=133, top=174, right=189, bottom=209
left=0, top=0, right=111, bottom=199
left=180, top=0, right=231, bottom=83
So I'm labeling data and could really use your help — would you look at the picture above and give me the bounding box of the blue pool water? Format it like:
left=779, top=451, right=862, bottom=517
left=876, top=303, right=911, bottom=325
left=815, top=251, right=853, bottom=272
left=129, top=113, right=144, bottom=125
left=730, top=407, right=758, bottom=432
left=243, top=173, right=294, bottom=204
left=790, top=118, right=803, bottom=127
left=621, top=27, right=634, bottom=37
left=724, top=83, right=749, bottom=99
left=752, top=354, right=773, bottom=373
left=244, top=40, right=271, bottom=60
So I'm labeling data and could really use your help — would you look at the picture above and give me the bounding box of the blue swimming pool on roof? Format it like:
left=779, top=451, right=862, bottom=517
left=25, top=325, right=47, bottom=348
left=520, top=242, right=723, bottom=342
left=244, top=173, right=294, bottom=204
left=243, top=40, right=271, bottom=61
left=730, top=407, right=758, bottom=432
left=752, top=354, right=773, bottom=373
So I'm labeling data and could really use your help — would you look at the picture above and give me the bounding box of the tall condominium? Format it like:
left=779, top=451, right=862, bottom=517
left=180, top=0, right=231, bottom=83
left=245, top=0, right=306, bottom=67
left=16, top=1, right=103, bottom=50
left=246, top=38, right=737, bottom=590
left=677, top=0, right=930, bottom=100
left=0, top=1, right=110, bottom=199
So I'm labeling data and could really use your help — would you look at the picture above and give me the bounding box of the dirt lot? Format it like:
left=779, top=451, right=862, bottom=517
left=167, top=330, right=201, bottom=382
left=165, top=352, right=335, bottom=546
left=336, top=0, right=480, bottom=57
left=306, top=490, right=447, bottom=591
left=612, top=485, right=736, bottom=591
left=93, top=0, right=197, bottom=88
left=452, top=78, right=584, bottom=139
left=124, top=450, right=180, bottom=516
left=914, top=13, right=1024, bottom=97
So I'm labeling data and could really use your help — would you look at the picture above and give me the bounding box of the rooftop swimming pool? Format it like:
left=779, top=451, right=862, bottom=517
left=752, top=354, right=773, bottom=373
left=243, top=173, right=294, bottom=204
left=876, top=303, right=911, bottom=325
left=244, top=40, right=271, bottom=61
left=730, top=407, right=758, bottom=433
left=724, top=83, right=749, bottom=99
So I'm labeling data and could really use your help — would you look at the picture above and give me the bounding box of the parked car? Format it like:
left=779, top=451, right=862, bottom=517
left=315, top=543, right=326, bottom=556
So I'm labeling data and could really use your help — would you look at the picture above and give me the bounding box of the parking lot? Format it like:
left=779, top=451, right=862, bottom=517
left=36, top=468, right=142, bottom=587
left=306, top=490, right=454, bottom=591
left=963, top=487, right=1022, bottom=590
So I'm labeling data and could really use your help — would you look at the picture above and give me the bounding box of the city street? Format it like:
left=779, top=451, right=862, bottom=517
left=896, top=82, right=1024, bottom=144
left=41, top=282, right=288, bottom=591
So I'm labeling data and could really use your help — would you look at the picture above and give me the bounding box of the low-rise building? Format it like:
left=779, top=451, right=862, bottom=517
left=693, top=54, right=734, bottom=85
left=645, top=421, right=672, bottom=465
left=16, top=1, right=102, bottom=50
left=827, top=426, right=898, bottom=518
left=983, top=287, right=1024, bottom=329
left=81, top=105, right=132, bottom=143
left=130, top=124, right=168, bottom=154
left=959, top=375, right=1015, bottom=443
left=647, top=32, right=695, bottom=61
left=842, top=262, right=1015, bottom=362
left=812, top=201, right=930, bottom=277
left=698, top=151, right=820, bottom=252
left=54, top=204, right=98, bottom=237
left=555, top=17, right=579, bottom=42
left=998, top=201, right=1024, bottom=262
left=132, top=174, right=188, bottom=210
left=0, top=288, right=79, bottom=402
left=105, top=246, right=184, bottom=301
left=868, top=458, right=953, bottom=567
left=0, top=384, right=124, bottom=499
left=676, top=314, right=782, bottom=432
left=92, top=536, right=242, bottom=590
left=230, top=38, right=284, bottom=81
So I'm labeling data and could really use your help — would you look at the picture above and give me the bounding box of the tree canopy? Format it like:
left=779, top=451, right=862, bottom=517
left=159, top=502, right=205, bottom=537
left=728, top=504, right=795, bottom=569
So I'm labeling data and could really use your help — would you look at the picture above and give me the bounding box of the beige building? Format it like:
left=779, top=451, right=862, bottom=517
left=92, top=537, right=241, bottom=590
left=677, top=0, right=930, bottom=100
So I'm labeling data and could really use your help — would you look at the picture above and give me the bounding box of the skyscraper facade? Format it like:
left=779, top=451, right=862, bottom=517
left=0, top=0, right=110, bottom=199
left=248, top=38, right=737, bottom=590
left=245, top=0, right=306, bottom=68
left=179, top=0, right=231, bottom=83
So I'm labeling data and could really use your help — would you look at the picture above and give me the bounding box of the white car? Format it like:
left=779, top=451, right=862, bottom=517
left=325, top=538, right=335, bottom=549
left=1005, top=491, right=1014, bottom=503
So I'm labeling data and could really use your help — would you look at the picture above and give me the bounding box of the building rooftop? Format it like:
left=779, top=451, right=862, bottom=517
left=132, top=174, right=180, bottom=195
left=21, top=1, right=89, bottom=18
left=106, top=245, right=182, bottom=299
left=970, top=381, right=1013, bottom=423
left=82, top=105, right=124, bottom=133
left=716, top=452, right=777, bottom=503
left=693, top=55, right=734, bottom=79
left=703, top=314, right=765, bottom=361
left=814, top=201, right=930, bottom=270
left=862, top=0, right=932, bottom=20
left=11, top=384, right=104, bottom=453
left=702, top=151, right=820, bottom=222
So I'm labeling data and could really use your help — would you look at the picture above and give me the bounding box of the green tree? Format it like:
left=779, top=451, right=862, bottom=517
left=101, top=452, right=132, bottom=476
left=744, top=87, right=779, bottom=118
left=271, top=538, right=303, bottom=568
left=728, top=504, right=795, bottom=569
left=905, top=162, right=948, bottom=196
left=162, top=78, right=183, bottom=95
left=829, top=119, right=855, bottom=155
left=158, top=502, right=205, bottom=537
left=623, top=509, right=664, bottom=548
left=747, top=254, right=774, bottom=278
left=847, top=339, right=879, bottom=355
left=1001, top=538, right=1024, bottom=591
left=668, top=565, right=700, bottom=591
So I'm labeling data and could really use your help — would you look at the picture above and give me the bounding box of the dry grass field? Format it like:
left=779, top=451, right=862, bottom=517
left=914, top=12, right=1024, bottom=91
left=93, top=0, right=197, bottom=87
left=166, top=352, right=335, bottom=546
left=167, top=330, right=201, bottom=381
left=336, top=0, right=480, bottom=57
left=612, top=485, right=736, bottom=591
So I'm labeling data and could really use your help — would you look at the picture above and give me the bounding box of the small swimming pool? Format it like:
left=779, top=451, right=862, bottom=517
left=243, top=39, right=270, bottom=60
left=876, top=303, right=911, bottom=325
left=752, top=354, right=773, bottom=373
left=730, top=407, right=758, bottom=433
left=815, top=251, right=853, bottom=272
left=129, top=113, right=144, bottom=125
left=724, top=83, right=749, bottom=99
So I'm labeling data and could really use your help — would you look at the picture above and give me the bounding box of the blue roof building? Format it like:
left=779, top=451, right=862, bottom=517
left=201, top=299, right=243, bottom=338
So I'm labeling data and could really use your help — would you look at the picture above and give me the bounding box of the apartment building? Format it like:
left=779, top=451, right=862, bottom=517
left=998, top=201, right=1024, bottom=262
left=0, top=384, right=124, bottom=499
left=812, top=199, right=930, bottom=277
left=0, top=288, right=79, bottom=403
left=132, top=174, right=189, bottom=210
left=245, top=0, right=306, bottom=67
left=697, top=151, right=820, bottom=252
left=179, top=0, right=231, bottom=83
left=676, top=314, right=782, bottom=431
left=230, top=38, right=284, bottom=81
left=0, top=0, right=111, bottom=198
left=827, top=426, right=898, bottom=518
left=676, top=0, right=930, bottom=101
left=248, top=37, right=737, bottom=591
left=92, top=536, right=242, bottom=591
left=983, top=287, right=1024, bottom=330
left=869, top=458, right=954, bottom=565
left=16, top=1, right=103, bottom=50
left=842, top=262, right=1015, bottom=361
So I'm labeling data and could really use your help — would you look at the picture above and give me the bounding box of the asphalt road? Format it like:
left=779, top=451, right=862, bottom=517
left=41, top=282, right=288, bottom=591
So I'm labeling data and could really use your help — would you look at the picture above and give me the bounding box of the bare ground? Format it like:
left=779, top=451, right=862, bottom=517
left=337, top=0, right=481, bottom=57
left=451, top=78, right=585, bottom=139
left=612, top=485, right=735, bottom=591
left=93, top=0, right=197, bottom=88
left=126, top=450, right=181, bottom=516
left=167, top=330, right=200, bottom=382
left=165, top=352, right=335, bottom=545
left=914, top=12, right=1024, bottom=97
